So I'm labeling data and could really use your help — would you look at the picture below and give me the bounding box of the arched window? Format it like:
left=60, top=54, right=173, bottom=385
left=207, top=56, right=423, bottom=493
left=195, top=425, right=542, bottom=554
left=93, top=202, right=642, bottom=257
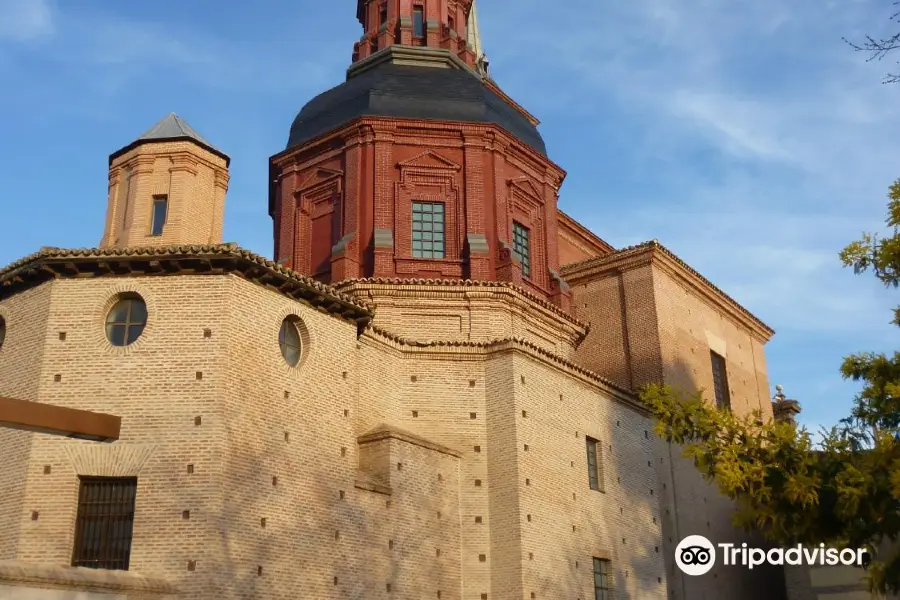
left=105, top=295, right=147, bottom=347
left=279, top=318, right=303, bottom=367
left=0, top=315, right=6, bottom=350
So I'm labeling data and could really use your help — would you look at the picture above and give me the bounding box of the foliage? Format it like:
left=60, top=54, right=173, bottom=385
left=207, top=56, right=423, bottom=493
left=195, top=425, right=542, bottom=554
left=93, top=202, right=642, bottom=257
left=641, top=179, right=900, bottom=595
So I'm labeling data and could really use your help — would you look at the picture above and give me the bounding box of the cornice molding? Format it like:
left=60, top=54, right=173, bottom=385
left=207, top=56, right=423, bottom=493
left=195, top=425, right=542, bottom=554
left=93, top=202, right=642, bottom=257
left=335, top=278, right=588, bottom=340
left=360, top=325, right=647, bottom=415
left=561, top=241, right=774, bottom=342
left=270, top=118, right=564, bottom=179
left=358, top=423, right=462, bottom=458
left=347, top=45, right=479, bottom=79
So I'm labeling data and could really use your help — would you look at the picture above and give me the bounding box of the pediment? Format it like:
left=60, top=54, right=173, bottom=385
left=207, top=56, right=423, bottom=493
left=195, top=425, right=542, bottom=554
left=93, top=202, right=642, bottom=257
left=508, top=176, right=543, bottom=200
left=297, top=167, right=343, bottom=192
left=397, top=151, right=461, bottom=171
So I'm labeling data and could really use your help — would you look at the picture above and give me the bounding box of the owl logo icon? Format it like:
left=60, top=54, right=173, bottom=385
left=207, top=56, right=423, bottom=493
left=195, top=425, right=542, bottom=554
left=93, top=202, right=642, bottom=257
left=675, top=535, right=716, bottom=576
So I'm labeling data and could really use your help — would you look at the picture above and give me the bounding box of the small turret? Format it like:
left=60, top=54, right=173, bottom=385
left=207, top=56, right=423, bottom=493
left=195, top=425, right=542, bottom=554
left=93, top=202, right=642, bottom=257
left=771, top=384, right=801, bottom=425
left=100, top=114, right=230, bottom=249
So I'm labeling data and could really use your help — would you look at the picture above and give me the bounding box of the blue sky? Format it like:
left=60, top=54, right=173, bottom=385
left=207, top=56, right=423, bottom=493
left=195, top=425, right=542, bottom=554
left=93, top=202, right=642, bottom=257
left=0, top=0, right=897, bottom=434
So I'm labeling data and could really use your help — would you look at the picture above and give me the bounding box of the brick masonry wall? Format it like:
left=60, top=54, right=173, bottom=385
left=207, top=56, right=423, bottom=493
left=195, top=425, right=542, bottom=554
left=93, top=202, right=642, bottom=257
left=3, top=271, right=670, bottom=599
left=341, top=282, right=585, bottom=359
left=2, top=275, right=231, bottom=598
left=271, top=118, right=568, bottom=307
left=0, top=285, right=51, bottom=560
left=567, top=260, right=786, bottom=600
left=570, top=265, right=663, bottom=390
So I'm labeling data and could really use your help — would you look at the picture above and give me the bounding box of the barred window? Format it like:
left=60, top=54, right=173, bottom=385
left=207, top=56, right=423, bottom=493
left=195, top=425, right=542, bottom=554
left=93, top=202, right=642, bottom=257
left=512, top=222, right=531, bottom=278
left=412, top=202, right=445, bottom=259
left=586, top=437, right=605, bottom=492
left=72, top=477, right=137, bottom=570
left=710, top=351, right=731, bottom=411
left=594, top=558, right=612, bottom=600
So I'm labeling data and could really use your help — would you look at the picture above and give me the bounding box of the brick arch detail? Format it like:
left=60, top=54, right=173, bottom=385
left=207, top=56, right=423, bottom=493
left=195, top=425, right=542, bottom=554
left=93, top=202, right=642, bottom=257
left=92, top=283, right=160, bottom=356
left=64, top=443, right=157, bottom=477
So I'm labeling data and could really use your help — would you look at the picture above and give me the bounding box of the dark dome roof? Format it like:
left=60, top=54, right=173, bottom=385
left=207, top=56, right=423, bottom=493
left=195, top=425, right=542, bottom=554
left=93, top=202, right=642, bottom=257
left=286, top=63, right=547, bottom=156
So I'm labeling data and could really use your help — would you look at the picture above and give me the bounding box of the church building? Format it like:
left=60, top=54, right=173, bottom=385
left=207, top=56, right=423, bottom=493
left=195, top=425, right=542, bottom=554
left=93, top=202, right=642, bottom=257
left=0, top=1, right=795, bottom=598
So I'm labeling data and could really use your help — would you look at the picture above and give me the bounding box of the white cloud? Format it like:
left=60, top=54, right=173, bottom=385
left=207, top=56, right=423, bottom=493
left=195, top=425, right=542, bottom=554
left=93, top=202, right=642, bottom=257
left=480, top=0, right=899, bottom=427
left=0, top=0, right=54, bottom=41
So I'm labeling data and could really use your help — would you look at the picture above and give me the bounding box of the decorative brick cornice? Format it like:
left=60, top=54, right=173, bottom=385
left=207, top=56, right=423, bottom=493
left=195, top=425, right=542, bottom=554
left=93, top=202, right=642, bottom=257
left=362, top=325, right=646, bottom=415
left=113, top=149, right=226, bottom=174
left=0, top=244, right=373, bottom=333
left=335, top=277, right=588, bottom=339
left=270, top=117, right=563, bottom=179
left=359, top=423, right=462, bottom=458
left=560, top=240, right=775, bottom=342
left=214, top=168, right=230, bottom=191
left=0, top=560, right=176, bottom=594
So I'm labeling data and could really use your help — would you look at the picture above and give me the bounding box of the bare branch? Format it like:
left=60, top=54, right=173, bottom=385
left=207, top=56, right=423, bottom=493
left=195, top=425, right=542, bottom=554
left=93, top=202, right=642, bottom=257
left=844, top=1, right=900, bottom=83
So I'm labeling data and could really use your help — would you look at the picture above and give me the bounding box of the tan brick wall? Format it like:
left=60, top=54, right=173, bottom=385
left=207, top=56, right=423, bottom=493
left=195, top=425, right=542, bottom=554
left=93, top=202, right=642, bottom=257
left=570, top=265, right=663, bottom=389
left=0, top=286, right=51, bottom=560
left=339, top=281, right=586, bottom=359
left=566, top=257, right=785, bottom=600
left=652, top=267, right=774, bottom=418
left=3, top=275, right=231, bottom=597
left=100, top=141, right=229, bottom=249
left=1, top=272, right=675, bottom=600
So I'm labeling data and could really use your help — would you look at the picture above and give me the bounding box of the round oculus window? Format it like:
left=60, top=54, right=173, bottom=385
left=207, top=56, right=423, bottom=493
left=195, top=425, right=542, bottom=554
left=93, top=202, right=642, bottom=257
left=279, top=318, right=302, bottom=367
left=105, top=296, right=147, bottom=347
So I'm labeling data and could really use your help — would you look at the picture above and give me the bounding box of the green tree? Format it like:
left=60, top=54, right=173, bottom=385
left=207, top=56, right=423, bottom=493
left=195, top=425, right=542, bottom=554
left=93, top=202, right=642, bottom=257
left=641, top=179, right=900, bottom=595
left=845, top=1, right=900, bottom=84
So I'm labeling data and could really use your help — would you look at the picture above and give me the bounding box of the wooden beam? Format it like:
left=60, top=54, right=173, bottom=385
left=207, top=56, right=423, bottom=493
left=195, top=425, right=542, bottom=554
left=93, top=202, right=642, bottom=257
left=0, top=396, right=120, bottom=442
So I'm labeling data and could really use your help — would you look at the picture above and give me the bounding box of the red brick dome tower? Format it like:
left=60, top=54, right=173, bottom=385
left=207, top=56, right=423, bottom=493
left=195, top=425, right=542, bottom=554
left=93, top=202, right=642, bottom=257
left=269, top=0, right=572, bottom=311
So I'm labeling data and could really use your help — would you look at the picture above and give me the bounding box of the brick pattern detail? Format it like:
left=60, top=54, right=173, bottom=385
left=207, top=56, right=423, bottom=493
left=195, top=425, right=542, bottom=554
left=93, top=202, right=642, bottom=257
left=100, top=141, right=229, bottom=249
left=566, top=256, right=787, bottom=600
left=270, top=118, right=570, bottom=310
left=353, top=0, right=476, bottom=67
left=1, top=272, right=670, bottom=599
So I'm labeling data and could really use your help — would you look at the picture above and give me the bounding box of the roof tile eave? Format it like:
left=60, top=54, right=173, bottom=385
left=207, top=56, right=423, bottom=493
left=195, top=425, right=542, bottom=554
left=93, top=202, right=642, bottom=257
left=0, top=243, right=373, bottom=322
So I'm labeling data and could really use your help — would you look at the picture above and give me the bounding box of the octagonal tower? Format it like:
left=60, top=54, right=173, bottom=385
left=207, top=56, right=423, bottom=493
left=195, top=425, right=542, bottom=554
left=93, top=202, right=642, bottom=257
left=269, top=0, right=572, bottom=311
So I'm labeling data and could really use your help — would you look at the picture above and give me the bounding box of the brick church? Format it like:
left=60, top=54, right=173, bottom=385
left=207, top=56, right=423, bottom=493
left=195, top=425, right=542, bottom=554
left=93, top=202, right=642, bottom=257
left=0, top=1, right=818, bottom=599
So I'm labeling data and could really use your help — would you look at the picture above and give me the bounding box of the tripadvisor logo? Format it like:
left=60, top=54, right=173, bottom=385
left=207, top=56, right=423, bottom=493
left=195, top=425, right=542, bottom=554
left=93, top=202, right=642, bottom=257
left=675, top=535, right=870, bottom=575
left=676, top=535, right=716, bottom=576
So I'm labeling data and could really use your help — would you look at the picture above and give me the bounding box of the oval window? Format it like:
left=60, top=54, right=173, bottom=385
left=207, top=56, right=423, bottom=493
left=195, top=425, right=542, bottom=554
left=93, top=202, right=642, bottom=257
left=105, top=295, right=148, bottom=347
left=279, top=318, right=302, bottom=367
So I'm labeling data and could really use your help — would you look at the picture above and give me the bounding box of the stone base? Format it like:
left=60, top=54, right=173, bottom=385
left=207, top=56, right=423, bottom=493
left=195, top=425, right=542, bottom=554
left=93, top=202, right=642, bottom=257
left=0, top=562, right=175, bottom=600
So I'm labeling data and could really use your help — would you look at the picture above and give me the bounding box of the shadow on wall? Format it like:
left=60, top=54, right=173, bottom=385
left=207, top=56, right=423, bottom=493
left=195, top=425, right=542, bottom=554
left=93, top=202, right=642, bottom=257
left=132, top=428, right=386, bottom=599
left=520, top=428, right=669, bottom=599
left=659, top=355, right=787, bottom=600
left=177, top=429, right=461, bottom=599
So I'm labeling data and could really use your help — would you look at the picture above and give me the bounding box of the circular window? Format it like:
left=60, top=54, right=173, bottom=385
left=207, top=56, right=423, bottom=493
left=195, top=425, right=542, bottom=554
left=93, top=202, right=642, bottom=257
left=105, top=295, right=147, bottom=347
left=0, top=315, right=6, bottom=350
left=279, top=318, right=302, bottom=367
